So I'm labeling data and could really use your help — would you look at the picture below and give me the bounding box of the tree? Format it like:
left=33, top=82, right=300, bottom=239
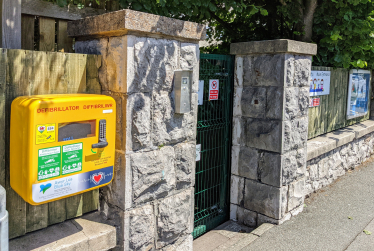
left=47, top=0, right=374, bottom=69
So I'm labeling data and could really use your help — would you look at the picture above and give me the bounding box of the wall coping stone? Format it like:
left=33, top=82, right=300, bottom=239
left=230, top=39, right=317, bottom=56
left=307, top=120, right=374, bottom=161
left=68, top=9, right=206, bottom=42
left=9, top=212, right=116, bottom=251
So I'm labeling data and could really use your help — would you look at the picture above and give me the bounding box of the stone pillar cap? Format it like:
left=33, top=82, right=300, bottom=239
left=230, top=39, right=317, bottom=56
left=67, top=9, right=206, bottom=42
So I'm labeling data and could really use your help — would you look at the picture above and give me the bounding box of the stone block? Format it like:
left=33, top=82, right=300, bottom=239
left=257, top=212, right=291, bottom=226
left=287, top=178, right=305, bottom=212
left=232, top=117, right=243, bottom=146
left=244, top=179, right=287, bottom=219
left=238, top=147, right=259, bottom=180
left=126, top=92, right=151, bottom=151
left=247, top=54, right=284, bottom=87
left=230, top=39, right=317, bottom=56
left=230, top=175, right=244, bottom=205
left=162, top=234, right=192, bottom=251
left=180, top=43, right=200, bottom=93
left=124, top=204, right=155, bottom=251
left=103, top=91, right=127, bottom=151
left=265, top=87, right=283, bottom=120
left=241, top=87, right=266, bottom=118
left=131, top=37, right=179, bottom=92
left=235, top=57, right=243, bottom=87
left=230, top=204, right=238, bottom=221
left=243, top=118, right=282, bottom=152
left=101, top=150, right=127, bottom=209
left=233, top=87, right=243, bottom=117
left=282, top=148, right=307, bottom=186
left=293, top=55, right=312, bottom=87
left=75, top=38, right=108, bottom=56
left=283, top=116, right=308, bottom=152
left=284, top=54, right=295, bottom=87
left=236, top=207, right=257, bottom=228
left=102, top=36, right=129, bottom=93
left=231, top=146, right=240, bottom=176
left=242, top=56, right=252, bottom=86
left=151, top=92, right=195, bottom=146
left=174, top=142, right=196, bottom=190
left=350, top=120, right=374, bottom=139
left=130, top=147, right=176, bottom=204
left=157, top=189, right=193, bottom=249
left=259, top=151, right=282, bottom=188
left=68, top=9, right=206, bottom=41
left=307, top=136, right=337, bottom=161
left=284, top=87, right=309, bottom=120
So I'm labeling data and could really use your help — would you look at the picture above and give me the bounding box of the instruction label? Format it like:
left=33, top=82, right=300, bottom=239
left=32, top=166, right=114, bottom=203
left=62, top=143, right=83, bottom=175
left=36, top=124, right=56, bottom=145
left=38, top=146, right=61, bottom=181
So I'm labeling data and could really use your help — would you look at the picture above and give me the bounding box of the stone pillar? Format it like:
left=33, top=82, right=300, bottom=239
left=68, top=10, right=205, bottom=250
left=230, top=40, right=317, bottom=226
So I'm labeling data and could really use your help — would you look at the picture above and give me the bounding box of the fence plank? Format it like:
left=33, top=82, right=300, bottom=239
left=38, top=17, right=55, bottom=52
left=82, top=189, right=99, bottom=214
left=86, top=54, right=102, bottom=94
left=6, top=49, right=31, bottom=238
left=0, top=0, right=22, bottom=49
left=22, top=0, right=106, bottom=21
left=21, top=15, right=35, bottom=50
left=26, top=204, right=48, bottom=232
left=48, top=200, right=67, bottom=225
left=66, top=195, right=83, bottom=219
left=57, top=20, right=74, bottom=53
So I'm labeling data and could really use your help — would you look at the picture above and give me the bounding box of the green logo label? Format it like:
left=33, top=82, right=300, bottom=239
left=38, top=147, right=61, bottom=181
left=62, top=143, right=83, bottom=175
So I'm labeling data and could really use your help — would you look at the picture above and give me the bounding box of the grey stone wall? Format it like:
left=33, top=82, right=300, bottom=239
left=306, top=131, right=374, bottom=195
left=230, top=40, right=316, bottom=226
left=75, top=35, right=199, bottom=250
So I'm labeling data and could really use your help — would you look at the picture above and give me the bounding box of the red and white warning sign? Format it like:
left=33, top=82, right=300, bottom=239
left=309, top=97, right=320, bottom=107
left=209, top=79, right=219, bottom=100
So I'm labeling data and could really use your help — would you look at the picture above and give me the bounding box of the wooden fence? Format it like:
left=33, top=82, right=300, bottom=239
left=0, top=49, right=102, bottom=239
left=308, top=66, right=371, bottom=139
left=20, top=0, right=120, bottom=52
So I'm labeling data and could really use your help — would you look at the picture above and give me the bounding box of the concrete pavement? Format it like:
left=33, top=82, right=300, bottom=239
left=244, top=158, right=374, bottom=251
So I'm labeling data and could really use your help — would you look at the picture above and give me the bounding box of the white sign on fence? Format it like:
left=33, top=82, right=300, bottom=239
left=196, top=144, right=201, bottom=161
left=209, top=79, right=219, bottom=100
left=310, top=71, right=331, bottom=96
left=198, top=80, right=204, bottom=105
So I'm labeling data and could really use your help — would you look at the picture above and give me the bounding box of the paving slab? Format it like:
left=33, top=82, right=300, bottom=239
left=9, top=211, right=116, bottom=251
left=241, top=160, right=374, bottom=251
left=345, top=217, right=374, bottom=251
left=194, top=221, right=254, bottom=251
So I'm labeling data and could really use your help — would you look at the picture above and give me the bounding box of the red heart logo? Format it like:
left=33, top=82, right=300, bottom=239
left=94, top=174, right=102, bottom=183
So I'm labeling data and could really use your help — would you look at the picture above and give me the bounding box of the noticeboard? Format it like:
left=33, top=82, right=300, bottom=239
left=310, top=71, right=331, bottom=96
left=347, top=69, right=371, bottom=119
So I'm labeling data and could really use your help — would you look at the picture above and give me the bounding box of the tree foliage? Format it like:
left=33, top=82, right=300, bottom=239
left=45, top=0, right=374, bottom=69
left=312, top=0, right=374, bottom=69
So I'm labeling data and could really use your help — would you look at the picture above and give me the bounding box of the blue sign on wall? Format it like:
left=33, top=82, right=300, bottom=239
left=347, top=70, right=371, bottom=119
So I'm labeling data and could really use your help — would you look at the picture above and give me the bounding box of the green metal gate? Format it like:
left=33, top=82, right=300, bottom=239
left=193, top=54, right=234, bottom=238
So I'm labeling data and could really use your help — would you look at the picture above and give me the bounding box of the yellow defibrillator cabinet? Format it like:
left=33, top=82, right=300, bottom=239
left=10, top=94, right=116, bottom=205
